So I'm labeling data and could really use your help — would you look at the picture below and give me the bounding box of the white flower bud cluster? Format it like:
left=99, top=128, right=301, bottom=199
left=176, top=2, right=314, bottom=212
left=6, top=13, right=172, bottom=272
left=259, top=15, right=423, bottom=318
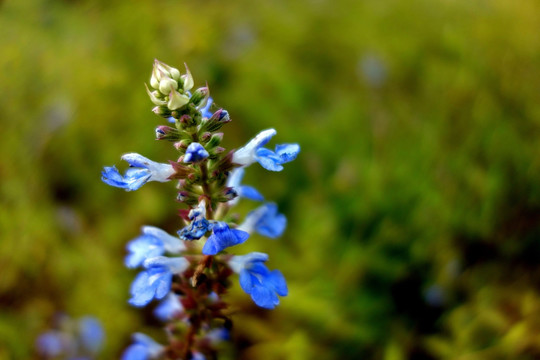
left=146, top=60, right=193, bottom=111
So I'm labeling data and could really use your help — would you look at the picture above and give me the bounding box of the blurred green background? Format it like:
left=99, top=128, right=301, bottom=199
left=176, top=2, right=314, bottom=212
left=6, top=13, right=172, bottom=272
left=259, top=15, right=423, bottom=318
left=3, top=0, right=540, bottom=358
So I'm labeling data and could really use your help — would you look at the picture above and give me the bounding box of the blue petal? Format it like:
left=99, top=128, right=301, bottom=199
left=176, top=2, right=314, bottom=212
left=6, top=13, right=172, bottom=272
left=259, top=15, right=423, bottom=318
left=154, top=293, right=183, bottom=322
left=257, top=212, right=287, bottom=238
left=239, top=270, right=254, bottom=294
left=255, top=148, right=283, bottom=171
left=36, top=331, right=65, bottom=357
left=121, top=344, right=149, bottom=360
left=202, top=223, right=249, bottom=255
left=178, top=219, right=212, bottom=241
left=125, top=235, right=164, bottom=268
left=184, top=142, right=209, bottom=163
left=78, top=317, right=104, bottom=353
left=238, top=185, right=264, bottom=201
left=251, top=285, right=279, bottom=309
left=275, top=143, right=300, bottom=163
left=200, top=97, right=213, bottom=118
left=267, top=270, right=288, bottom=296
left=129, top=272, right=154, bottom=307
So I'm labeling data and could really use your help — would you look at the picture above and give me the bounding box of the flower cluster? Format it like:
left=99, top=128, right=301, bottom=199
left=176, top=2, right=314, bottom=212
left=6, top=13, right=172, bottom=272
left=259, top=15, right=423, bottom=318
left=35, top=315, right=104, bottom=360
left=102, top=60, right=300, bottom=359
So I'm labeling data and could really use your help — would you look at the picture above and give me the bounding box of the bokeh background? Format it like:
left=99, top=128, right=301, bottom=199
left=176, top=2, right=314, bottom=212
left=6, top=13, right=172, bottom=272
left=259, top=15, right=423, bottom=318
left=3, top=0, right=540, bottom=358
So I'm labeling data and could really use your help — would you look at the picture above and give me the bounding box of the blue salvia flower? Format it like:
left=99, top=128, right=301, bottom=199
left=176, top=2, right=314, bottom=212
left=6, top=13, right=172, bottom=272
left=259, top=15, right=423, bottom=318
left=129, top=256, right=189, bottom=307
left=238, top=203, right=287, bottom=238
left=78, top=317, right=105, bottom=354
left=228, top=252, right=288, bottom=309
left=226, top=168, right=264, bottom=206
left=178, top=219, right=213, bottom=240
left=183, top=142, right=209, bottom=163
left=202, top=222, right=249, bottom=255
left=101, top=153, right=175, bottom=191
left=36, top=316, right=104, bottom=359
left=200, top=97, right=214, bottom=118
left=122, top=333, right=164, bottom=360
left=36, top=331, right=65, bottom=357
left=154, top=293, right=184, bottom=322
left=126, top=226, right=186, bottom=269
left=232, top=129, right=300, bottom=171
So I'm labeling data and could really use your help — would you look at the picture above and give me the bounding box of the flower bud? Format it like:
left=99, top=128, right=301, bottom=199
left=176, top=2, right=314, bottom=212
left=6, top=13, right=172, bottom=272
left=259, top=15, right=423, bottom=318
left=155, top=126, right=180, bottom=141
left=190, top=86, right=210, bottom=107
left=180, top=64, right=194, bottom=91
left=159, top=77, right=178, bottom=95
left=168, top=89, right=190, bottom=110
left=207, top=133, right=223, bottom=148
left=199, top=109, right=231, bottom=133
left=174, top=140, right=190, bottom=150
left=146, top=84, right=167, bottom=106
left=152, top=106, right=172, bottom=118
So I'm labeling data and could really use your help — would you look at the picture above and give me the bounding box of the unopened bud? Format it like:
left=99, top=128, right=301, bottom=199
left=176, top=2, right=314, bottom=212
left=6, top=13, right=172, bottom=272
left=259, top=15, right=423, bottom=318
left=199, top=109, right=231, bottom=133
left=155, top=126, right=180, bottom=141
left=153, top=59, right=181, bottom=82
left=152, top=106, right=172, bottom=117
left=200, top=132, right=212, bottom=143
left=174, top=139, right=190, bottom=150
left=207, top=133, right=223, bottom=148
left=159, top=77, right=178, bottom=95
left=168, top=89, right=190, bottom=110
left=180, top=63, right=194, bottom=91
left=146, top=84, right=167, bottom=106
left=190, top=86, right=210, bottom=107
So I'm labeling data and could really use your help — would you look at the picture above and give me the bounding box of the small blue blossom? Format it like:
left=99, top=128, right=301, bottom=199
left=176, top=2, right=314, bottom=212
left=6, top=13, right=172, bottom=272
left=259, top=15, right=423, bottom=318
left=129, top=257, right=189, bottom=307
left=122, top=333, right=164, bottom=360
left=200, top=97, right=214, bottom=118
left=36, top=331, right=65, bottom=357
left=228, top=252, right=288, bottom=309
left=238, top=203, right=287, bottom=238
left=232, top=129, right=300, bottom=171
left=178, top=219, right=213, bottom=240
left=126, top=226, right=185, bottom=269
left=78, top=317, right=104, bottom=353
left=226, top=168, right=264, bottom=206
left=202, top=222, right=249, bottom=255
left=101, top=153, right=175, bottom=191
left=154, top=293, right=184, bottom=322
left=184, top=142, right=209, bottom=163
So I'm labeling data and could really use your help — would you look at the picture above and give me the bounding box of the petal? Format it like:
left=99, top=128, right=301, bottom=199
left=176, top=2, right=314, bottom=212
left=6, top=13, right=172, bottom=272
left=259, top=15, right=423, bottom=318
left=125, top=235, right=163, bottom=269
left=121, top=344, right=148, bottom=360
left=255, top=148, right=283, bottom=171
left=202, top=234, right=221, bottom=255
left=154, top=293, right=184, bottom=322
left=238, top=185, right=264, bottom=201
left=129, top=272, right=155, bottom=307
left=267, top=270, right=288, bottom=296
left=142, top=226, right=185, bottom=253
left=78, top=317, right=104, bottom=353
left=239, top=269, right=254, bottom=294
left=275, top=143, right=300, bottom=163
left=251, top=285, right=279, bottom=309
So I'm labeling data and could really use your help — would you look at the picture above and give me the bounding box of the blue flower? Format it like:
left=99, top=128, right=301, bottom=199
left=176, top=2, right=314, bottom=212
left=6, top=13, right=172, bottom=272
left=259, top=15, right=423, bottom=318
left=36, top=331, right=65, bottom=357
left=126, top=226, right=185, bottom=269
left=178, top=219, right=213, bottom=240
left=200, top=97, right=213, bottom=118
left=229, top=252, right=288, bottom=309
left=154, top=293, right=184, bottom=322
left=226, top=168, right=264, bottom=206
left=129, top=257, right=189, bottom=307
left=78, top=317, right=104, bottom=353
left=183, top=142, right=209, bottom=163
left=238, top=203, right=286, bottom=238
left=202, top=222, right=249, bottom=255
left=101, top=153, right=175, bottom=191
left=232, top=129, right=300, bottom=171
left=122, top=333, right=164, bottom=360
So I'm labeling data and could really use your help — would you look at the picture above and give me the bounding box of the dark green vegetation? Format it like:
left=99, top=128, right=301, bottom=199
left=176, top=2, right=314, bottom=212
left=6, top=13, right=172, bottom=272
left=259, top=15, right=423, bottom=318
left=2, top=0, right=540, bottom=358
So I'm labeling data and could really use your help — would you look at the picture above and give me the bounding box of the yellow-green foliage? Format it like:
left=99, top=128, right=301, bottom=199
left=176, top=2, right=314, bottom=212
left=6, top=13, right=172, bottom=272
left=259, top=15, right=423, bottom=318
left=2, top=0, right=540, bottom=359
